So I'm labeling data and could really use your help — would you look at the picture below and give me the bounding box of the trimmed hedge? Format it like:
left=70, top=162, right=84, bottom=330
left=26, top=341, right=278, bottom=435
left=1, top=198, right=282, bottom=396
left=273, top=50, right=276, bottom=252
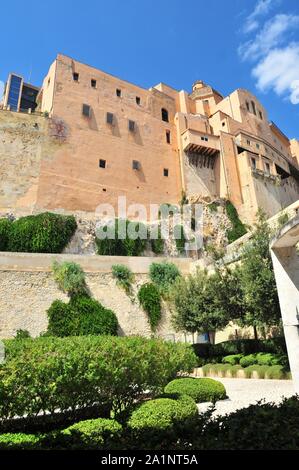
left=46, top=295, right=118, bottom=337
left=95, top=218, right=147, bottom=256
left=222, top=354, right=243, bottom=365
left=5, top=212, right=76, bottom=253
left=128, top=394, right=197, bottom=448
left=164, top=377, right=227, bottom=403
left=138, top=283, right=162, bottom=331
left=239, top=354, right=258, bottom=368
left=0, top=336, right=197, bottom=420
left=50, top=418, right=122, bottom=450
left=0, top=433, right=41, bottom=450
left=192, top=337, right=287, bottom=359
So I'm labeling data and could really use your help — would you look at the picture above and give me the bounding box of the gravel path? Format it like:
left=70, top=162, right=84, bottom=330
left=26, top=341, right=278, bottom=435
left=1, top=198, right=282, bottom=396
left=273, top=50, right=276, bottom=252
left=197, top=377, right=295, bottom=417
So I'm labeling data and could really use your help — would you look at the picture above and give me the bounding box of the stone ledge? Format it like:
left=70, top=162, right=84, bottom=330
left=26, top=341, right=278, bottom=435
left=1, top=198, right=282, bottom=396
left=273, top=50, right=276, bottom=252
left=0, top=252, right=192, bottom=274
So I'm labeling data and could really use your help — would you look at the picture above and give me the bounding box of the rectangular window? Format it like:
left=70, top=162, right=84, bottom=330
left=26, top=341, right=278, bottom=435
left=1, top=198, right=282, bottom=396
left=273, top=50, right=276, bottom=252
left=99, top=159, right=106, bottom=168
left=106, top=112, right=114, bottom=125
left=246, top=101, right=250, bottom=111
left=259, top=110, right=263, bottom=120
left=73, top=72, right=79, bottom=81
left=132, top=160, right=140, bottom=170
left=91, top=79, right=97, bottom=88
left=247, top=139, right=251, bottom=145
left=116, top=88, right=121, bottom=97
left=251, top=158, right=256, bottom=169
left=166, top=130, right=171, bottom=144
left=82, top=103, right=91, bottom=117
left=265, top=162, right=270, bottom=174
left=251, top=101, right=256, bottom=115
left=164, top=168, right=169, bottom=177
left=128, top=120, right=135, bottom=132
left=256, top=143, right=260, bottom=149
left=136, top=96, right=141, bottom=105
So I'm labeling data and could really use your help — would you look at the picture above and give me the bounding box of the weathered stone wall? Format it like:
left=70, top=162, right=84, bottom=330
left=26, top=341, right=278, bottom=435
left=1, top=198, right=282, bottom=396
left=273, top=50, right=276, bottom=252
left=0, top=252, right=191, bottom=340
left=0, top=110, right=57, bottom=213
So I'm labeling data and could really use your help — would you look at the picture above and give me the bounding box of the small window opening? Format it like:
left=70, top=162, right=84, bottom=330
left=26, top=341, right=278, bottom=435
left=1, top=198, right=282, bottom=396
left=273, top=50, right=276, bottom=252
left=116, top=88, right=121, bottom=97
left=166, top=130, right=171, bottom=144
left=99, top=159, right=106, bottom=168
left=136, top=96, right=141, bottom=105
left=164, top=168, right=169, bottom=177
left=73, top=72, right=79, bottom=81
left=91, top=79, right=97, bottom=88
left=82, top=103, right=91, bottom=117
left=161, top=108, right=169, bottom=122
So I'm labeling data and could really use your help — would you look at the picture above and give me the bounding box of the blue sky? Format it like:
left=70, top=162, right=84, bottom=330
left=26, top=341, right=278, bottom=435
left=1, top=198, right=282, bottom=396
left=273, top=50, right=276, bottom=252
left=0, top=0, right=298, bottom=138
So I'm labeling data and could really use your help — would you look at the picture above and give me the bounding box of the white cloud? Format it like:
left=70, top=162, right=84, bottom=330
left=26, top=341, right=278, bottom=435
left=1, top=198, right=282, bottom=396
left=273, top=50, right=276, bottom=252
left=239, top=14, right=299, bottom=61
left=252, top=44, right=299, bottom=104
left=244, top=0, right=277, bottom=33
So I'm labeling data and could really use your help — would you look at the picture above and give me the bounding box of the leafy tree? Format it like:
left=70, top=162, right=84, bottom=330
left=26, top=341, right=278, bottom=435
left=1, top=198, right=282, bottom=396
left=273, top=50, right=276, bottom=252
left=171, top=269, right=230, bottom=342
left=235, top=210, right=281, bottom=339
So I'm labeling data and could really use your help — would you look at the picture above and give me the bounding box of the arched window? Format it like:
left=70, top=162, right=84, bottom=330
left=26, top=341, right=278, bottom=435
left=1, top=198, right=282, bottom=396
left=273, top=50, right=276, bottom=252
left=161, top=108, right=169, bottom=122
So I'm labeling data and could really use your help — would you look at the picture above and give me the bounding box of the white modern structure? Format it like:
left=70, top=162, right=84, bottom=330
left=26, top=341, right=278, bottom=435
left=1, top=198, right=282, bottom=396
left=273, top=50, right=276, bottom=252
left=271, top=215, right=299, bottom=393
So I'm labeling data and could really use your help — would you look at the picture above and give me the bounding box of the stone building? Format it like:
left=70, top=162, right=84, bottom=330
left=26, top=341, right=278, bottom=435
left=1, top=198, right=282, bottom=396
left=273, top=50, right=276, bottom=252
left=1, top=53, right=299, bottom=223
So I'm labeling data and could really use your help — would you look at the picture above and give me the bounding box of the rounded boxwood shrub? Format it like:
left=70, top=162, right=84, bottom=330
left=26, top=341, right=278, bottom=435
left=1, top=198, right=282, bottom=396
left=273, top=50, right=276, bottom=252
left=240, top=354, right=258, bottom=368
left=137, top=282, right=161, bottom=331
left=164, top=377, right=227, bottom=403
left=96, top=218, right=147, bottom=256
left=222, top=354, right=244, bottom=365
left=58, top=418, right=122, bottom=449
left=0, top=218, right=12, bottom=251
left=7, top=212, right=76, bottom=253
left=47, top=295, right=118, bottom=337
left=256, top=352, right=283, bottom=366
left=149, top=261, right=181, bottom=292
left=128, top=394, right=197, bottom=446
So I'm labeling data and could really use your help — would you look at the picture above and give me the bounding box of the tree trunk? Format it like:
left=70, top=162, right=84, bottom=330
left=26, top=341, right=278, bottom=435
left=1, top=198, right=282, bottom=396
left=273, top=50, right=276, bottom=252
left=253, top=325, right=258, bottom=340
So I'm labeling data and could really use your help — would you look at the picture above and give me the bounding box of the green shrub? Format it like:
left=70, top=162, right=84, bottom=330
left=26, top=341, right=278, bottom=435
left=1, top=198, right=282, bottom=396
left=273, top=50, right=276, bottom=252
left=46, top=295, right=118, bottom=337
left=57, top=418, right=122, bottom=450
left=150, top=225, right=164, bottom=254
left=112, top=264, right=134, bottom=296
left=240, top=354, right=258, bottom=368
left=256, top=352, right=281, bottom=366
left=14, top=329, right=31, bottom=340
left=173, top=224, right=186, bottom=253
left=149, top=261, right=181, bottom=293
left=243, top=365, right=259, bottom=378
left=0, top=336, right=197, bottom=420
left=0, top=218, right=12, bottom=250
left=266, top=365, right=286, bottom=379
left=164, top=377, right=226, bottom=403
left=222, top=354, right=243, bottom=365
left=225, top=201, right=247, bottom=243
left=128, top=394, right=197, bottom=447
left=138, top=283, right=162, bottom=331
left=7, top=212, right=76, bottom=253
left=95, top=218, right=147, bottom=256
left=52, top=261, right=87, bottom=297
left=228, top=365, right=242, bottom=377
left=198, top=396, right=299, bottom=450
left=0, top=433, right=41, bottom=450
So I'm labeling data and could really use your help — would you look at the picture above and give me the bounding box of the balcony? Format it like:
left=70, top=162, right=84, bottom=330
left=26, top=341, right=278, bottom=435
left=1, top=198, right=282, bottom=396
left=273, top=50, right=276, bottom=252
left=182, top=129, right=220, bottom=156
left=251, top=168, right=281, bottom=185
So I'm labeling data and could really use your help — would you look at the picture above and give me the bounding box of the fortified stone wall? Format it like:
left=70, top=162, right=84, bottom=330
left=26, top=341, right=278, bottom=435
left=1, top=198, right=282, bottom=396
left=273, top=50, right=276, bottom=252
left=0, top=252, right=192, bottom=340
